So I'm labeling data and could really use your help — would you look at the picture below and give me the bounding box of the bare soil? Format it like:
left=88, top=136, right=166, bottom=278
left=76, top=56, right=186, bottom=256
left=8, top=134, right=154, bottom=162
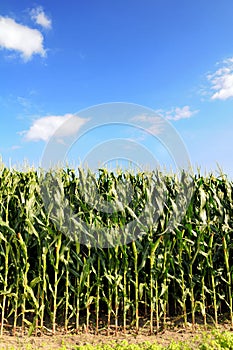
left=0, top=322, right=232, bottom=349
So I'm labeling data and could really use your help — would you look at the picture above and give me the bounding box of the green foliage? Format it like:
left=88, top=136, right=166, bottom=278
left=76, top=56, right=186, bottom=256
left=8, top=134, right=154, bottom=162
left=0, top=164, right=233, bottom=336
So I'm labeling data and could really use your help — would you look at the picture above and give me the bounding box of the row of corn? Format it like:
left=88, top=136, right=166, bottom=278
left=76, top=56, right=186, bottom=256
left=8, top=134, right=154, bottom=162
left=0, top=163, right=232, bottom=335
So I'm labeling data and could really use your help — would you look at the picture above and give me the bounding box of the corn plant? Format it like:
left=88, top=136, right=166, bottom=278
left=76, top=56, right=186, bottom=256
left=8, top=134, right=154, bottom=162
left=0, top=162, right=233, bottom=336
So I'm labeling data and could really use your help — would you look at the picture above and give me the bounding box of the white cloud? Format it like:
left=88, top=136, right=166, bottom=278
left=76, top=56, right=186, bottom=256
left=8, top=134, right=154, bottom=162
left=30, top=7, right=52, bottom=29
left=208, top=58, right=233, bottom=100
left=0, top=16, right=46, bottom=61
left=158, top=106, right=198, bottom=121
left=23, top=114, right=87, bottom=142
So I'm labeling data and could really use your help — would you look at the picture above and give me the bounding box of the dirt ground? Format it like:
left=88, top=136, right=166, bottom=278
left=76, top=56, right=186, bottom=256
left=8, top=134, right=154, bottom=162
left=0, top=323, right=232, bottom=349
left=0, top=331, right=197, bottom=350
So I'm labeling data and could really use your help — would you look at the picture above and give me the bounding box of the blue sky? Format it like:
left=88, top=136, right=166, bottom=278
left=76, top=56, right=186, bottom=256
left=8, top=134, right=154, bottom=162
left=1, top=1, right=233, bottom=177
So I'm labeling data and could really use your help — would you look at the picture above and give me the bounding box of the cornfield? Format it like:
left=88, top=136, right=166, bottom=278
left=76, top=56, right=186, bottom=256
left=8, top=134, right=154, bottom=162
left=0, top=163, right=233, bottom=336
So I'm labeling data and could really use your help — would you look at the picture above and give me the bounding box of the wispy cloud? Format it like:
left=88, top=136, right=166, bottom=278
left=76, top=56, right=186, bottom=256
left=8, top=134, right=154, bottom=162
left=0, top=16, right=46, bottom=61
left=30, top=6, right=52, bottom=29
left=11, top=145, right=21, bottom=150
left=129, top=106, right=197, bottom=141
left=22, top=114, right=87, bottom=142
left=157, top=105, right=198, bottom=121
left=130, top=114, right=164, bottom=135
left=17, top=96, right=32, bottom=111
left=207, top=58, right=233, bottom=100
